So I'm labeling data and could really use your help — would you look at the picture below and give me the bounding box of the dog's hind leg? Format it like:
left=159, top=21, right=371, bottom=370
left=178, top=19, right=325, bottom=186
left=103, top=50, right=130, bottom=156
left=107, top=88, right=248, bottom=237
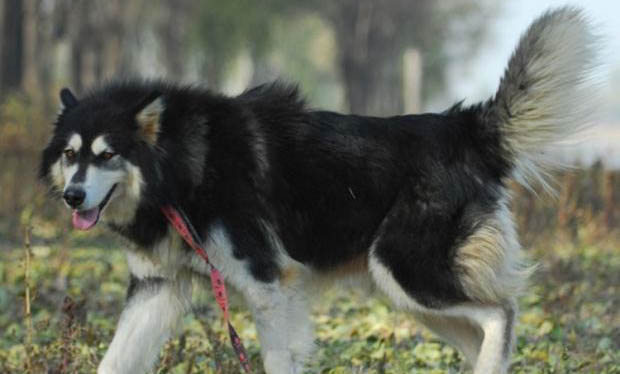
left=441, top=301, right=516, bottom=374
left=370, top=250, right=516, bottom=374
left=98, top=250, right=191, bottom=374
left=412, top=311, right=483, bottom=368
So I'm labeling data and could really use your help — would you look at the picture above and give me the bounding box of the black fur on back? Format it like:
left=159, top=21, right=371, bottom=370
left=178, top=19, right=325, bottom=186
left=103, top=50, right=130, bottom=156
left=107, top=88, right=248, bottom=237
left=41, top=79, right=512, bottom=308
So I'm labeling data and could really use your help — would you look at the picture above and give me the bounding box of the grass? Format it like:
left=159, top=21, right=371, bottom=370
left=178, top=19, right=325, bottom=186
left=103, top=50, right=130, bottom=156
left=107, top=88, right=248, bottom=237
left=0, top=218, right=618, bottom=373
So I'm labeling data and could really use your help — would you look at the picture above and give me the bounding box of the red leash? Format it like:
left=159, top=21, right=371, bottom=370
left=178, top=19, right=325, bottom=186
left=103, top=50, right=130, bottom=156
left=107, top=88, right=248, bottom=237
left=161, top=206, right=251, bottom=372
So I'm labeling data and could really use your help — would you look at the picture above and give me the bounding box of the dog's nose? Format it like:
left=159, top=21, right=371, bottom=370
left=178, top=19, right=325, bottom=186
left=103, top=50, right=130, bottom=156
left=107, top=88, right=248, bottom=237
left=63, top=187, right=85, bottom=208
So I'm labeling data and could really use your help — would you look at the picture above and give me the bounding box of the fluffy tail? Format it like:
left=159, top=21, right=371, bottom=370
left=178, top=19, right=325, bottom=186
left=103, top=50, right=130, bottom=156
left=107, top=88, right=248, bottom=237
left=483, top=7, right=598, bottom=193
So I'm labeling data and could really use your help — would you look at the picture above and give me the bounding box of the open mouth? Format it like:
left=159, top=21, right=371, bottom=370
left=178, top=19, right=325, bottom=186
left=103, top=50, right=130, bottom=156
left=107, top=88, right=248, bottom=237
left=71, top=184, right=117, bottom=231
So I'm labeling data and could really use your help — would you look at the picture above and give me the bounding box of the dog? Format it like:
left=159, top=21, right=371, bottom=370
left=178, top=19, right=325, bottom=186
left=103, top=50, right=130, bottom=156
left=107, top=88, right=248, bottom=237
left=40, top=7, right=596, bottom=374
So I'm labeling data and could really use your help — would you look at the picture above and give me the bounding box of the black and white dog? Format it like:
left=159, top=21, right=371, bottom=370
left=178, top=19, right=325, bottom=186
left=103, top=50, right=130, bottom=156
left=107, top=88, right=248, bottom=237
left=40, top=8, right=596, bottom=374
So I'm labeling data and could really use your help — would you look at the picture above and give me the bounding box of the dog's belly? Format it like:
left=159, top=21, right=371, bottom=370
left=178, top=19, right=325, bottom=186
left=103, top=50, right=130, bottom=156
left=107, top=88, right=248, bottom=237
left=280, top=252, right=371, bottom=288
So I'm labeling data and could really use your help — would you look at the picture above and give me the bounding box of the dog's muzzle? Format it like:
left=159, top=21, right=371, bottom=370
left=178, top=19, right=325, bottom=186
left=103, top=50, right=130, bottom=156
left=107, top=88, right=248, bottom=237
left=70, top=184, right=118, bottom=230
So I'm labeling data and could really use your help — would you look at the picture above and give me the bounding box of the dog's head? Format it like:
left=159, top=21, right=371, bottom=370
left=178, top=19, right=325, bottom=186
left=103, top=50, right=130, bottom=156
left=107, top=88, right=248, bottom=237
left=40, top=87, right=164, bottom=230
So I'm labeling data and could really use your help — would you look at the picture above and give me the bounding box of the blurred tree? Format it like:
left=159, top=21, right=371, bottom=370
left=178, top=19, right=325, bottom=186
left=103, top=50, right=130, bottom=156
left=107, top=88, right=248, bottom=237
left=188, top=0, right=495, bottom=114
left=0, top=0, right=24, bottom=98
left=155, top=0, right=194, bottom=81
left=308, top=0, right=495, bottom=115
left=0, top=0, right=495, bottom=115
left=66, top=0, right=141, bottom=93
left=318, top=0, right=415, bottom=115
left=31, top=0, right=55, bottom=108
left=20, top=0, right=62, bottom=112
left=67, top=1, right=92, bottom=93
left=189, top=0, right=281, bottom=89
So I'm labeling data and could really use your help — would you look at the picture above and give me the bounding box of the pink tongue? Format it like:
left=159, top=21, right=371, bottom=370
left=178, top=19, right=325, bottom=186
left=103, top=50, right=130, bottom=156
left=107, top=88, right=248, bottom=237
left=72, top=208, right=100, bottom=230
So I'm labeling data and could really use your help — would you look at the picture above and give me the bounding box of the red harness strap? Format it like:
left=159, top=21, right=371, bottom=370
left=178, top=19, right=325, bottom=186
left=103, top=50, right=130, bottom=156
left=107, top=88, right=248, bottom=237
left=161, top=206, right=251, bottom=373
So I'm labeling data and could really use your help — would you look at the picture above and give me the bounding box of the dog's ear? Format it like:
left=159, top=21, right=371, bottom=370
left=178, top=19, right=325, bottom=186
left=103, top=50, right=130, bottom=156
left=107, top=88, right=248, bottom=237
left=59, top=88, right=79, bottom=110
left=135, top=92, right=164, bottom=145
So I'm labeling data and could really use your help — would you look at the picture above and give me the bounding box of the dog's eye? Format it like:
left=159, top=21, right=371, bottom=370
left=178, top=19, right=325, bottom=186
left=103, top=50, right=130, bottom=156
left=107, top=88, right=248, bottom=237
left=101, top=151, right=116, bottom=160
left=64, top=149, right=76, bottom=160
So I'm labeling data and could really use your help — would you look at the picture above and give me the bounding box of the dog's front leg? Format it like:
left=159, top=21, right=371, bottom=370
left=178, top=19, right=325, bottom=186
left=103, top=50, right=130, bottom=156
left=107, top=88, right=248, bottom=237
left=98, top=252, right=191, bottom=374
left=243, top=283, right=298, bottom=374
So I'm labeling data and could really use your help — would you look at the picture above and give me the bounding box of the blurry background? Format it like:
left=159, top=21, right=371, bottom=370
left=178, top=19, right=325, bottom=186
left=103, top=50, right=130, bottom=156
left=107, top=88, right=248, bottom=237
left=0, top=1, right=618, bottom=373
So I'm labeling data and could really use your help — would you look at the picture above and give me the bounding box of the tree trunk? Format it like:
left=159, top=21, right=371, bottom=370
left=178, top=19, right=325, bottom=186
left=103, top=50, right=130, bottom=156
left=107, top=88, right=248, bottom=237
left=35, top=0, right=56, bottom=113
left=328, top=0, right=403, bottom=116
left=68, top=1, right=92, bottom=94
left=71, top=38, right=84, bottom=93
left=0, top=0, right=24, bottom=97
left=22, top=0, right=41, bottom=98
left=402, top=48, right=422, bottom=114
left=156, top=1, right=191, bottom=80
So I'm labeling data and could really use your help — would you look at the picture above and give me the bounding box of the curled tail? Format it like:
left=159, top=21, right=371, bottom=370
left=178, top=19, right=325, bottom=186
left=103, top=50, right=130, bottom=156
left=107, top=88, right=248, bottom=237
left=483, top=7, right=599, bottom=193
